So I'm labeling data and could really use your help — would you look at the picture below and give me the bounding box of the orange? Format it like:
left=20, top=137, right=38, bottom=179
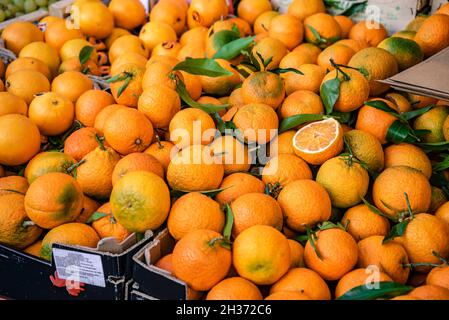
left=316, top=156, right=369, bottom=208
left=384, top=143, right=432, bottom=179
left=109, top=0, right=146, bottom=30
left=24, top=172, right=84, bottom=229
left=64, top=127, right=106, bottom=162
left=59, top=39, right=97, bottom=63
left=105, top=28, right=132, bottom=49
left=269, top=130, right=296, bottom=155
left=228, top=17, right=252, bottom=36
left=413, top=106, right=449, bottom=143
left=234, top=103, right=279, bottom=144
left=262, top=153, right=312, bottom=186
left=415, top=14, right=449, bottom=57
left=436, top=202, right=449, bottom=229
left=177, top=43, right=206, bottom=60
left=437, top=3, right=449, bottom=15
left=199, top=59, right=241, bottom=96
left=209, top=136, right=252, bottom=175
left=304, top=228, right=358, bottom=281
left=0, top=176, right=29, bottom=197
left=0, top=92, right=28, bottom=117
left=167, top=145, right=224, bottom=191
left=409, top=285, right=449, bottom=300
left=206, top=277, right=263, bottom=300
left=5, top=57, right=52, bottom=80
left=265, top=291, right=311, bottom=300
left=77, top=1, right=114, bottom=39
left=0, top=194, right=42, bottom=249
left=317, top=44, right=355, bottom=71
left=269, top=14, right=304, bottom=50
left=335, top=39, right=368, bottom=53
left=142, top=60, right=181, bottom=91
left=287, top=0, right=326, bottom=21
left=44, top=19, right=83, bottom=53
left=343, top=129, right=385, bottom=172
left=304, top=13, right=342, bottom=47
left=341, top=205, right=390, bottom=241
left=40, top=223, right=100, bottom=261
left=270, top=267, right=331, bottom=300
left=357, top=235, right=410, bottom=284
left=112, top=153, right=164, bottom=185
left=241, top=71, right=285, bottom=109
left=51, top=71, right=93, bottom=103
left=108, top=35, right=149, bottom=64
left=1, top=21, right=43, bottom=55
left=144, top=141, right=177, bottom=172
left=237, top=0, right=272, bottom=25
left=283, top=64, right=325, bottom=95
left=444, top=115, right=449, bottom=141
left=215, top=172, right=265, bottom=205
left=24, top=240, right=43, bottom=258
left=427, top=265, right=449, bottom=290
left=91, top=203, right=131, bottom=243
left=111, top=171, right=170, bottom=232
left=279, top=89, right=324, bottom=120
left=24, top=151, right=76, bottom=184
left=0, top=114, right=41, bottom=166
left=251, top=37, right=288, bottom=70
left=103, top=107, right=154, bottom=155
left=75, top=195, right=100, bottom=223
left=187, top=0, right=228, bottom=28
left=172, top=229, right=232, bottom=291
left=180, top=71, right=202, bottom=101
left=355, top=103, right=399, bottom=144
left=385, top=92, right=412, bottom=113
left=5, top=70, right=50, bottom=105
left=254, top=11, right=280, bottom=34
left=139, top=21, right=177, bottom=52
left=138, top=85, right=181, bottom=128
left=372, top=166, right=431, bottom=218
left=230, top=193, right=283, bottom=236
left=168, top=192, right=224, bottom=240
left=233, top=225, right=290, bottom=285
left=150, top=0, right=186, bottom=36
left=349, top=21, right=388, bottom=47
left=288, top=239, right=305, bottom=268
left=334, top=15, right=354, bottom=38
left=293, top=43, right=322, bottom=62
left=277, top=179, right=331, bottom=232
left=392, top=30, right=417, bottom=40
left=399, top=213, right=449, bottom=273
left=335, top=268, right=393, bottom=299
left=111, top=53, right=148, bottom=75
left=180, top=26, right=208, bottom=46
left=292, top=117, right=343, bottom=165
left=406, top=15, right=428, bottom=32
left=28, top=92, right=74, bottom=136
left=169, top=108, right=216, bottom=149
left=19, top=41, right=60, bottom=77
left=151, top=41, right=182, bottom=58
left=75, top=90, right=115, bottom=127
left=377, top=37, right=424, bottom=71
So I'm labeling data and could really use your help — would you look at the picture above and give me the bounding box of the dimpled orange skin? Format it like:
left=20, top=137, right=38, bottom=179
left=427, top=265, right=449, bottom=290
left=341, top=205, right=390, bottom=241
left=206, top=277, right=263, bottom=300
left=64, top=127, right=105, bottom=162
left=304, top=228, right=358, bottom=281
left=383, top=143, right=433, bottom=179
left=241, top=72, right=286, bottom=109
left=262, top=153, right=312, bottom=186
left=215, top=173, right=265, bottom=205
left=269, top=14, right=304, bottom=50
left=355, top=106, right=398, bottom=145
left=144, top=141, right=177, bottom=172
left=112, top=153, right=165, bottom=185
left=335, top=268, right=393, bottom=299
left=270, top=268, right=331, bottom=300
left=188, top=0, right=229, bottom=28
left=409, top=285, right=449, bottom=300
left=349, top=21, right=388, bottom=47
left=0, top=176, right=29, bottom=196
left=279, top=90, right=324, bottom=120
left=414, top=14, right=449, bottom=57
left=172, top=229, right=232, bottom=291
left=303, top=13, right=342, bottom=46
left=251, top=37, right=288, bottom=70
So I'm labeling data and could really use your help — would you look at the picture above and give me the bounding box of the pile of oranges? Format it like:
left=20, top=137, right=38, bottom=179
left=1, top=0, right=449, bottom=300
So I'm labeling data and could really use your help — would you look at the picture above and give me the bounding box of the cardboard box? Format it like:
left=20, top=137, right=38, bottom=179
left=125, top=280, right=158, bottom=300
left=0, top=232, right=153, bottom=300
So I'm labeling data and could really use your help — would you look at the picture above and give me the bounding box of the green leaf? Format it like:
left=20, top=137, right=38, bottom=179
left=386, top=120, right=413, bottom=144
left=361, top=197, right=393, bottom=221
left=364, top=100, right=400, bottom=116
left=175, top=80, right=228, bottom=113
left=231, top=23, right=240, bottom=35
left=117, top=77, right=131, bottom=98
left=330, top=111, right=351, bottom=123
left=401, top=105, right=433, bottom=121
left=337, top=282, right=413, bottom=300
left=418, top=141, right=449, bottom=152
left=213, top=36, right=255, bottom=60
left=383, top=219, right=410, bottom=243
left=223, top=205, right=234, bottom=241
left=271, top=68, right=304, bottom=75
left=86, top=212, right=109, bottom=224
left=211, top=30, right=240, bottom=50
left=433, top=154, right=449, bottom=172
left=320, top=77, right=341, bottom=114
left=295, top=234, right=308, bottom=245
left=173, top=58, right=233, bottom=77
left=307, top=25, right=322, bottom=43
left=279, top=114, right=326, bottom=133
left=170, top=186, right=232, bottom=200
left=79, top=46, right=94, bottom=66
left=306, top=225, right=322, bottom=260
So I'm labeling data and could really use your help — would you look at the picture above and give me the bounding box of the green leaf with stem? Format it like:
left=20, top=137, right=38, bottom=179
left=173, top=58, right=233, bottom=77
left=175, top=79, right=228, bottom=113
left=337, top=282, right=413, bottom=300
left=279, top=114, right=326, bottom=133
left=320, top=77, right=341, bottom=115
left=306, top=225, right=322, bottom=260
left=79, top=46, right=94, bottom=66
left=223, top=205, right=234, bottom=242
left=86, top=212, right=109, bottom=224
left=213, top=36, right=256, bottom=60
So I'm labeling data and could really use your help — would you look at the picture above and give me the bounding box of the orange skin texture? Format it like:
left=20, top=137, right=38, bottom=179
left=317, top=44, right=355, bottom=71
left=251, top=37, right=288, bottom=70
left=94, top=104, right=126, bottom=134
left=144, top=141, right=177, bottom=172
left=427, top=265, right=449, bottom=290
left=241, top=72, right=286, bottom=110
left=237, top=0, right=272, bottom=25
left=341, top=205, right=390, bottom=241
left=279, top=89, right=324, bottom=120
left=0, top=176, right=29, bottom=196
left=335, top=268, right=393, bottom=298
left=92, top=211, right=131, bottom=244
left=112, top=153, right=164, bottom=185
left=288, top=239, right=305, bottom=269
left=75, top=90, right=115, bottom=127
left=187, top=0, right=229, bottom=28
left=355, top=105, right=398, bottom=144
left=75, top=195, right=100, bottom=223
left=409, top=285, right=449, bottom=300
left=109, top=0, right=146, bottom=30
left=110, top=65, right=144, bottom=108
left=269, top=14, right=304, bottom=50
left=334, top=15, right=354, bottom=38
left=349, top=21, right=388, bottom=47
left=5, top=69, right=50, bottom=105
left=1, top=21, right=44, bottom=55
left=5, top=57, right=51, bottom=80
left=206, top=277, right=263, bottom=300
left=44, top=19, right=83, bottom=53
left=304, top=13, right=342, bottom=46
left=64, top=127, right=107, bottom=162
left=262, top=153, right=313, bottom=187
left=435, top=202, right=449, bottom=230
left=108, top=35, right=149, bottom=64
left=383, top=143, right=433, bottom=179
left=287, top=0, right=326, bottom=21
left=282, top=63, right=326, bottom=95
left=414, top=14, right=449, bottom=57
left=51, top=71, right=94, bottom=103
left=215, top=172, right=265, bottom=206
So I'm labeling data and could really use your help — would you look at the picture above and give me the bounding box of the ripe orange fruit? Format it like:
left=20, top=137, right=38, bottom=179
left=111, top=53, right=148, bottom=75
left=355, top=103, right=398, bottom=144
left=292, top=118, right=343, bottom=165
left=384, top=93, right=412, bottom=113
left=44, top=19, right=83, bottom=53
left=5, top=70, right=50, bottom=105
left=28, top=92, right=74, bottom=136
left=59, top=38, right=96, bottom=63
left=172, top=229, right=232, bottom=291
left=168, top=192, right=224, bottom=240
left=206, top=277, right=263, bottom=300
left=427, top=265, right=449, bottom=290
left=112, top=153, right=164, bottom=186
left=399, top=213, right=449, bottom=273
left=51, top=71, right=93, bottom=103
left=269, top=130, right=296, bottom=156
left=64, top=127, right=105, bottom=162
left=233, top=225, right=290, bottom=285
left=0, top=176, right=29, bottom=197
left=75, top=90, right=115, bottom=127
left=24, top=240, right=43, bottom=258
left=75, top=195, right=100, bottom=223
left=209, top=136, right=252, bottom=175
left=349, top=21, right=388, bottom=47
left=19, top=41, right=61, bottom=77
left=169, top=108, right=216, bottom=149
left=279, top=89, right=324, bottom=120
left=0, top=114, right=41, bottom=166
left=24, top=172, right=84, bottom=229
left=24, top=151, right=76, bottom=184
left=40, top=223, right=100, bottom=261
left=151, top=41, right=182, bottom=58
left=0, top=194, right=42, bottom=249
left=343, top=129, right=385, bottom=172
left=5, top=57, right=52, bottom=80
left=0, top=92, right=28, bottom=117
left=415, top=14, right=449, bottom=57
left=234, top=103, right=279, bottom=144
left=341, top=205, right=390, bottom=241
left=150, top=0, right=186, bottom=36
left=277, top=179, right=331, bottom=232
left=317, top=44, right=355, bottom=71
left=384, top=143, right=432, bottom=179
left=180, top=26, right=208, bottom=46
left=1, top=21, right=43, bottom=55
left=91, top=203, right=131, bottom=243
left=108, top=35, right=149, bottom=64
left=413, top=106, right=449, bottom=143
left=288, top=239, right=305, bottom=268
left=215, top=172, right=265, bottom=205
left=357, top=235, right=410, bottom=284
left=377, top=37, right=424, bottom=71
left=180, top=71, right=202, bottom=101
left=187, top=0, right=228, bottom=28
left=270, top=267, right=331, bottom=300
left=254, top=11, right=280, bottom=34
left=167, top=145, right=224, bottom=191
left=144, top=140, right=177, bottom=172
left=348, top=48, right=398, bottom=96
left=293, top=43, right=322, bottom=61
left=335, top=38, right=368, bottom=52
left=241, top=71, right=285, bottom=109
left=269, top=14, right=304, bottom=50
left=335, top=268, right=393, bottom=299
left=283, top=64, right=325, bottom=95
left=251, top=37, right=288, bottom=70
left=262, top=153, right=312, bottom=186
left=304, top=13, right=342, bottom=47
left=103, top=107, right=154, bottom=155
left=139, top=21, right=177, bottom=51
left=142, top=60, right=181, bottom=92
left=109, top=0, right=146, bottom=30
left=237, top=0, right=272, bottom=25
left=199, top=59, right=241, bottom=96
left=372, top=166, right=431, bottom=218
left=77, top=1, right=114, bottom=39
left=409, top=285, right=449, bottom=300
left=334, top=15, right=354, bottom=38
left=105, top=28, right=132, bottom=49
left=436, top=202, right=449, bottom=229
left=287, top=0, right=325, bottom=21
left=304, top=228, right=358, bottom=281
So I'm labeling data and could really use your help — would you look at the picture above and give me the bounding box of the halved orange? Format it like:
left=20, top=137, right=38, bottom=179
left=293, top=118, right=343, bottom=165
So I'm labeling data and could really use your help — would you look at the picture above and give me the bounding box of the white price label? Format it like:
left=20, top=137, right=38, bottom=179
left=53, top=248, right=106, bottom=288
